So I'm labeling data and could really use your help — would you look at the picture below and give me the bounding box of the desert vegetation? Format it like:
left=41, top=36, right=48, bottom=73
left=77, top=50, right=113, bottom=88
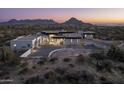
left=0, top=34, right=124, bottom=84
left=0, top=24, right=124, bottom=47
left=0, top=45, right=121, bottom=84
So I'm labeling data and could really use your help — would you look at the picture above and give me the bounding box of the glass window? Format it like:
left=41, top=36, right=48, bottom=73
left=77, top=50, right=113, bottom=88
left=27, top=44, right=31, bottom=48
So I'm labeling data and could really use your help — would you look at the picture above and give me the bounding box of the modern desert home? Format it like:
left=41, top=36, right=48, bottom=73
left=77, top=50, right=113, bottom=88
left=41, top=30, right=95, bottom=45
left=10, top=30, right=95, bottom=53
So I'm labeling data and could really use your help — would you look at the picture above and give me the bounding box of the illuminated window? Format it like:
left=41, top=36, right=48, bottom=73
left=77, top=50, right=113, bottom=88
left=71, top=39, right=73, bottom=43
left=13, top=44, right=16, bottom=47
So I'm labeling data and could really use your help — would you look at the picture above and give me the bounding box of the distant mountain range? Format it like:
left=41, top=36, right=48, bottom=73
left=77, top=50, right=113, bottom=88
left=0, top=17, right=92, bottom=26
left=1, top=19, right=58, bottom=25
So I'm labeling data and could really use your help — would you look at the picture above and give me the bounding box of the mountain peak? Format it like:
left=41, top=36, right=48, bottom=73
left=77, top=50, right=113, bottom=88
left=64, top=17, right=84, bottom=25
left=8, top=19, right=18, bottom=22
left=69, top=17, right=82, bottom=21
left=64, top=17, right=92, bottom=26
left=69, top=17, right=81, bottom=21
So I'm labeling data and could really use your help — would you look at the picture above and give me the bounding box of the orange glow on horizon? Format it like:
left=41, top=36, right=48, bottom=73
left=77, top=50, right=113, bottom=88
left=55, top=17, right=124, bottom=24
left=81, top=18, right=124, bottom=24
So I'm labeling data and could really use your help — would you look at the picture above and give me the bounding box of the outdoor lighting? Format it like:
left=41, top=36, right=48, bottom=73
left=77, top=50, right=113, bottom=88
left=13, top=44, right=16, bottom=47
left=71, top=39, right=73, bottom=43
left=49, top=34, right=54, bottom=38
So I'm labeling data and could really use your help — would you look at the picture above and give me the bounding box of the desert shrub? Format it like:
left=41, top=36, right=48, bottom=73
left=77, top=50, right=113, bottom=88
left=96, top=60, right=113, bottom=72
left=4, top=76, right=10, bottom=79
left=24, top=75, right=45, bottom=84
left=0, top=47, right=20, bottom=65
left=75, top=54, right=85, bottom=64
left=64, top=72, right=80, bottom=83
left=89, top=52, right=112, bottom=72
left=68, top=63, right=75, bottom=68
left=24, top=70, right=96, bottom=84
left=62, top=70, right=95, bottom=84
left=63, top=58, right=71, bottom=62
left=54, top=67, right=66, bottom=75
left=37, top=57, right=48, bottom=65
left=44, top=71, right=56, bottom=79
left=20, top=62, right=28, bottom=67
left=37, top=60, right=45, bottom=65
left=49, top=57, right=58, bottom=63
left=0, top=71, right=9, bottom=77
left=107, top=45, right=124, bottom=62
left=32, top=66, right=36, bottom=69
left=85, top=56, right=97, bottom=66
left=18, top=67, right=29, bottom=75
left=117, top=65, right=124, bottom=74
left=43, top=71, right=59, bottom=83
left=20, top=78, right=24, bottom=81
left=99, top=76, right=112, bottom=84
left=79, top=70, right=95, bottom=83
left=90, top=52, right=106, bottom=61
left=42, top=57, right=48, bottom=62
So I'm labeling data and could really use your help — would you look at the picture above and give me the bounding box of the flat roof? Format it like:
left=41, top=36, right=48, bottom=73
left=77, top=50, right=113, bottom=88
left=41, top=31, right=75, bottom=35
left=52, top=36, right=81, bottom=39
left=79, top=31, right=95, bottom=34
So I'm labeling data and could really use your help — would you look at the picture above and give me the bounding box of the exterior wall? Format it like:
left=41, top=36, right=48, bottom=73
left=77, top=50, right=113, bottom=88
left=11, top=40, right=34, bottom=52
left=64, top=39, right=81, bottom=45
left=32, top=39, right=37, bottom=49
left=48, top=38, right=64, bottom=45
left=35, top=36, right=42, bottom=48
left=10, top=35, right=43, bottom=52
left=84, top=34, right=93, bottom=39
left=41, top=36, right=49, bottom=45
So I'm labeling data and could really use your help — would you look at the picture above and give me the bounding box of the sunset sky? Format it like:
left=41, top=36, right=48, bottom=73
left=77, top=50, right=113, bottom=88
left=0, top=8, right=124, bottom=24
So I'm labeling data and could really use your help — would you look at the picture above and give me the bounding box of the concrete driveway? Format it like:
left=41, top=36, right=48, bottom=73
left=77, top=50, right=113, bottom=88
left=28, top=39, right=116, bottom=58
left=28, top=45, right=63, bottom=58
